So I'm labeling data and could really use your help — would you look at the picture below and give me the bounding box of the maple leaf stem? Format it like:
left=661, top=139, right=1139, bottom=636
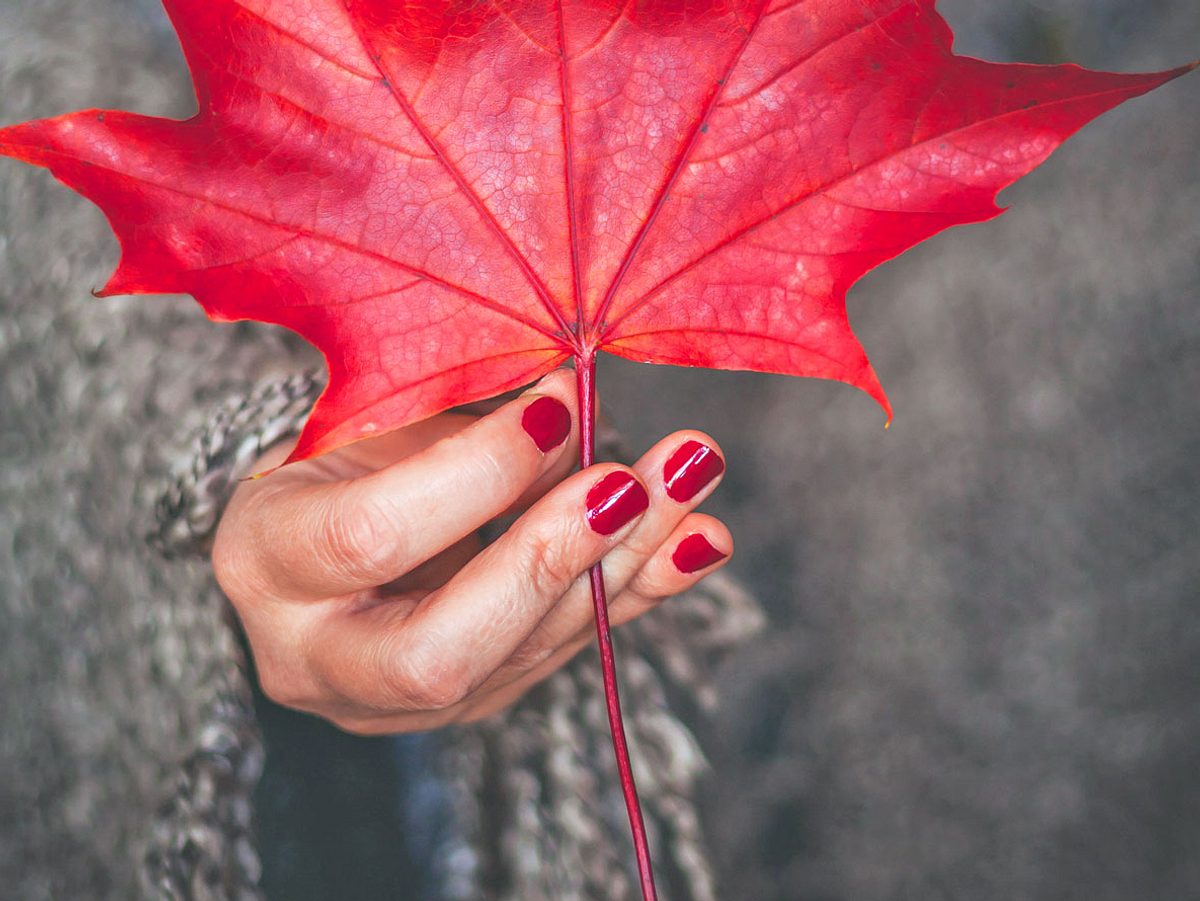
left=575, top=350, right=659, bottom=901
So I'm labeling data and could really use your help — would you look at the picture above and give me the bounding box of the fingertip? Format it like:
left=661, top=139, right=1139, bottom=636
left=515, top=369, right=579, bottom=456
left=604, top=514, right=732, bottom=629
left=520, top=394, right=573, bottom=452
left=584, top=467, right=650, bottom=536
left=670, top=514, right=732, bottom=576
left=663, top=436, right=725, bottom=503
left=634, top=429, right=726, bottom=505
left=672, top=532, right=729, bottom=574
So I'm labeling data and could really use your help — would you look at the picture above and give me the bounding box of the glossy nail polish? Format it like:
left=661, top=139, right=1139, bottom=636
left=521, top=396, right=571, bottom=452
left=672, top=533, right=728, bottom=574
left=586, top=472, right=649, bottom=535
left=663, top=440, right=725, bottom=502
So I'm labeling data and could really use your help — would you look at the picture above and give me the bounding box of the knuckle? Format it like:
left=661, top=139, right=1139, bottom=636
left=333, top=709, right=458, bottom=736
left=214, top=483, right=324, bottom=602
left=445, top=428, right=511, bottom=484
left=615, top=588, right=668, bottom=627
left=463, top=440, right=532, bottom=507
left=626, top=564, right=674, bottom=603
left=410, top=678, right=469, bottom=712
left=210, top=532, right=243, bottom=596
left=379, top=634, right=470, bottom=712
left=252, top=630, right=325, bottom=712
left=256, top=663, right=306, bottom=710
left=317, top=494, right=402, bottom=584
left=523, top=525, right=585, bottom=601
left=211, top=519, right=263, bottom=603
left=619, top=528, right=662, bottom=564
left=504, top=642, right=556, bottom=675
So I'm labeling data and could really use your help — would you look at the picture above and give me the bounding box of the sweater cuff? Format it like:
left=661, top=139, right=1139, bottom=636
left=150, top=369, right=324, bottom=559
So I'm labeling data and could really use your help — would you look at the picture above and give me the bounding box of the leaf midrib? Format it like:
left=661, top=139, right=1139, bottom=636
left=39, top=147, right=563, bottom=342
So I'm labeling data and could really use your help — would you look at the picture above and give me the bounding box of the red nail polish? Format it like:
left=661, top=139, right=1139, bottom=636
left=586, top=472, right=649, bottom=535
left=521, top=396, right=571, bottom=452
left=663, top=440, right=725, bottom=502
left=672, top=533, right=728, bottom=574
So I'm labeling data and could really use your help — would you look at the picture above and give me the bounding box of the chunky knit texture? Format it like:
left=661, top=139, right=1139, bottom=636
left=145, top=367, right=762, bottom=901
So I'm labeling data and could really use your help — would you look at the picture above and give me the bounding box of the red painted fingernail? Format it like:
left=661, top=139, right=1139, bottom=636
left=586, top=472, right=649, bottom=535
left=663, top=440, right=725, bottom=502
left=672, top=533, right=728, bottom=574
left=521, top=396, right=571, bottom=452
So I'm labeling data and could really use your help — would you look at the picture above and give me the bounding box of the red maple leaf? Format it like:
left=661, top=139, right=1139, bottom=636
left=1, top=2, right=1191, bottom=897
left=1, top=1, right=1189, bottom=463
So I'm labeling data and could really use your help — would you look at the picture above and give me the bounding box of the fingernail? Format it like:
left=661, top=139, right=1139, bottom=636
left=663, top=440, right=725, bottom=502
left=521, top=396, right=572, bottom=452
left=586, top=472, right=649, bottom=535
left=672, top=533, right=728, bottom=574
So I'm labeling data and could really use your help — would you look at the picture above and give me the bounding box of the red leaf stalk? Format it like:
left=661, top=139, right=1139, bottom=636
left=575, top=349, right=658, bottom=901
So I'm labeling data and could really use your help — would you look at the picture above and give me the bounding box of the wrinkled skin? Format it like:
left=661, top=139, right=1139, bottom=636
left=214, top=370, right=732, bottom=734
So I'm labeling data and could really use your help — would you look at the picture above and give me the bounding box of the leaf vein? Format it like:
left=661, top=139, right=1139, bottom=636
left=603, top=81, right=1146, bottom=338
left=41, top=149, right=561, bottom=340
left=486, top=0, right=556, bottom=56
left=328, top=348, right=564, bottom=434
left=717, top=1, right=907, bottom=109
left=570, top=0, right=632, bottom=62
left=608, top=326, right=850, bottom=371
left=228, top=0, right=378, bottom=81
left=337, top=3, right=575, bottom=340
left=591, top=0, right=774, bottom=332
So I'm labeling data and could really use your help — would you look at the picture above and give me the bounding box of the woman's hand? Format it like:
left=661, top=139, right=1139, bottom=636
left=212, top=369, right=732, bottom=734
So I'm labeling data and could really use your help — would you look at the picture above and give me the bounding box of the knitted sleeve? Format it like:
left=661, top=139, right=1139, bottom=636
left=151, top=372, right=763, bottom=901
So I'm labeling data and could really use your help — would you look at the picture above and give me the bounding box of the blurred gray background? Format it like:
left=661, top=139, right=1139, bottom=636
left=2, top=1, right=1197, bottom=899
left=613, top=2, right=1200, bottom=898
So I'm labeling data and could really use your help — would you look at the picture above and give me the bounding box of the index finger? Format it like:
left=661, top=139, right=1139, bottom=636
left=217, top=369, right=579, bottom=601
